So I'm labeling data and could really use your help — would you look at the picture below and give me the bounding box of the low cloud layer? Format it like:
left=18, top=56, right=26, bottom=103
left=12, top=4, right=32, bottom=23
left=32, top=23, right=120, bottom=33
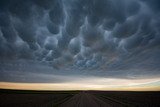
left=0, top=0, right=160, bottom=83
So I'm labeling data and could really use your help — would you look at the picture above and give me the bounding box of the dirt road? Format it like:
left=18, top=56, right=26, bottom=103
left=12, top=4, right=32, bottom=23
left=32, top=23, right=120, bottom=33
left=60, top=92, right=125, bottom=107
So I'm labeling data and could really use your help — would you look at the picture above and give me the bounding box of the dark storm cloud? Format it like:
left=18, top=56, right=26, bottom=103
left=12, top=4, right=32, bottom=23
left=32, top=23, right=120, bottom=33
left=111, top=17, right=139, bottom=38
left=68, top=37, right=80, bottom=55
left=0, top=0, right=160, bottom=82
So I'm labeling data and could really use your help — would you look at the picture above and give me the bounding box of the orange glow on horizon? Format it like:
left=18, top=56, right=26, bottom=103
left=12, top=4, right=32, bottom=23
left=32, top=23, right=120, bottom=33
left=0, top=78, right=160, bottom=91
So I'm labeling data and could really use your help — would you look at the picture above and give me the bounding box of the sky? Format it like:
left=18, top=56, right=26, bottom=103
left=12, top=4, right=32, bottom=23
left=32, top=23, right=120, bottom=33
left=0, top=0, right=160, bottom=91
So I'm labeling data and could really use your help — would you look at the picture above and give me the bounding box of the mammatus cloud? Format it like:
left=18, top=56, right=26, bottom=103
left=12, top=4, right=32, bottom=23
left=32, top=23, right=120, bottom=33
left=0, top=0, right=160, bottom=84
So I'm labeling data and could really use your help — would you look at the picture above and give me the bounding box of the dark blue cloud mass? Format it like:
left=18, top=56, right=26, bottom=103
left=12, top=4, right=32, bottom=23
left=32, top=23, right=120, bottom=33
left=0, top=0, right=160, bottom=83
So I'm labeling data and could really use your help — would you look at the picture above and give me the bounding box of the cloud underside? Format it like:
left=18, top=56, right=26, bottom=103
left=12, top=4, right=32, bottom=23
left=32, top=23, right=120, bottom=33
left=0, top=0, right=160, bottom=83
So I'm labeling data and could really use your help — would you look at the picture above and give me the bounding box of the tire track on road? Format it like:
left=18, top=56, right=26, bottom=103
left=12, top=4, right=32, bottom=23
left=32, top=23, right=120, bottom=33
left=59, top=92, right=124, bottom=107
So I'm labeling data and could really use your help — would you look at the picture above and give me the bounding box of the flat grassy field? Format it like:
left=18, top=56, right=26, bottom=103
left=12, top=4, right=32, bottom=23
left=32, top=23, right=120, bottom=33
left=0, top=89, right=160, bottom=107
